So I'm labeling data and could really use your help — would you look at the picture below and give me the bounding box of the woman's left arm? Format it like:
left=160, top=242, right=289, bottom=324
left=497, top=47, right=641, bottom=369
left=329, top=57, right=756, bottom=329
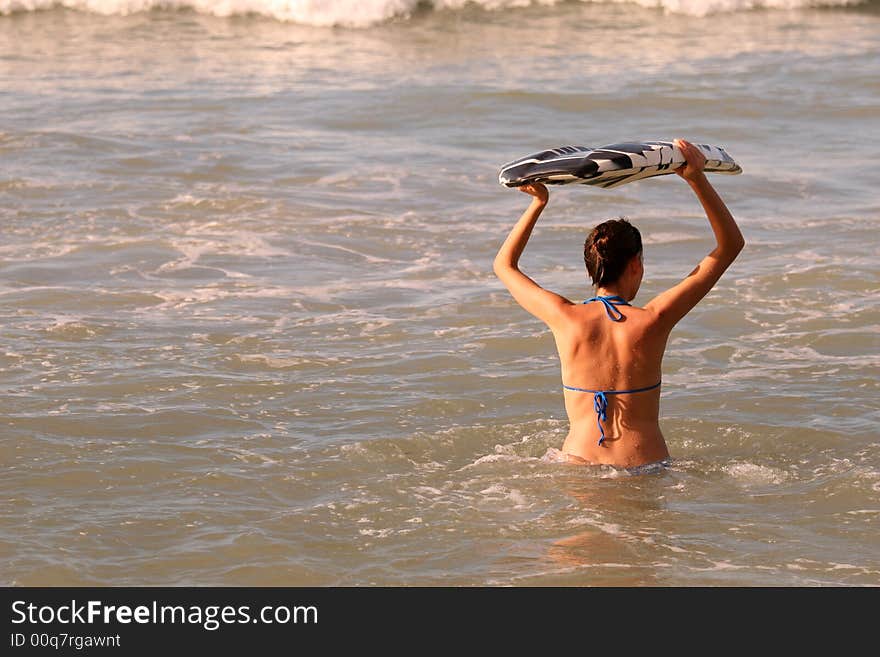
left=493, top=183, right=572, bottom=326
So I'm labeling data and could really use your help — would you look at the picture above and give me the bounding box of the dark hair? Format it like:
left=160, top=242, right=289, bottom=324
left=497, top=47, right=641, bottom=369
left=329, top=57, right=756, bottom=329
left=583, top=217, right=642, bottom=286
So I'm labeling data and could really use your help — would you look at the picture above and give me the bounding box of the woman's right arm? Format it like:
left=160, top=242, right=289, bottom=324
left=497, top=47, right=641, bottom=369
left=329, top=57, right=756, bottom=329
left=644, top=139, right=745, bottom=329
left=493, top=183, right=572, bottom=326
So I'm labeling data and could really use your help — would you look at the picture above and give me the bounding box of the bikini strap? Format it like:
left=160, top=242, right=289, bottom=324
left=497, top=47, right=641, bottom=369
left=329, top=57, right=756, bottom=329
left=583, top=295, right=630, bottom=321
left=562, top=381, right=662, bottom=446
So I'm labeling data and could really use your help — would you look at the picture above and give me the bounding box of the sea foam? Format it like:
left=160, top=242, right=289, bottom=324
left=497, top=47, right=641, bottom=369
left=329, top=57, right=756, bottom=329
left=0, top=0, right=870, bottom=26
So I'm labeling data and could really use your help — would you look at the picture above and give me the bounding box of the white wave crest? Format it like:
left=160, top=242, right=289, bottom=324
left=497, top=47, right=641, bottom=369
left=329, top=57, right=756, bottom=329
left=0, top=0, right=870, bottom=26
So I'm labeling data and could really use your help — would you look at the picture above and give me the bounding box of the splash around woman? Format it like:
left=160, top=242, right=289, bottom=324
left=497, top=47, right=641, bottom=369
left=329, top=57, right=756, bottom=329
left=493, top=139, right=745, bottom=469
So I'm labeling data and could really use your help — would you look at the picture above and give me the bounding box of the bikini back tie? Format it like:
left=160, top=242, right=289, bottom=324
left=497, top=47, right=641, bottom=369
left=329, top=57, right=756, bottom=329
left=563, top=382, right=662, bottom=446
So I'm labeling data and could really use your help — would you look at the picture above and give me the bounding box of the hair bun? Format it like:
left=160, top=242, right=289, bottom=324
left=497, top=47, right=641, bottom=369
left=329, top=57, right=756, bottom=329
left=583, top=218, right=642, bottom=287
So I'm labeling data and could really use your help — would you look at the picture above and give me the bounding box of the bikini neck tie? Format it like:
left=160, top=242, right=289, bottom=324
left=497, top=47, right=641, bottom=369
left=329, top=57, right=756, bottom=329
left=583, top=295, right=630, bottom=321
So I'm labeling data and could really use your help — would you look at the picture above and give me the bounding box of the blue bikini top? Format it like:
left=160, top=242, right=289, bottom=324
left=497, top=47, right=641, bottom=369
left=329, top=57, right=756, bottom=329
left=584, top=294, right=630, bottom=321
left=562, top=295, right=662, bottom=446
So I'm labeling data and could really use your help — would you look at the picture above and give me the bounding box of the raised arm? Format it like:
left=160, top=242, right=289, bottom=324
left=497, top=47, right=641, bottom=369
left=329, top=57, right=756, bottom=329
left=645, top=139, right=745, bottom=329
left=493, top=183, right=572, bottom=325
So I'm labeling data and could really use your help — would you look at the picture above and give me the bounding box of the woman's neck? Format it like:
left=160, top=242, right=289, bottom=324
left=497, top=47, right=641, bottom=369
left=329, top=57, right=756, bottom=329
left=596, top=286, right=628, bottom=300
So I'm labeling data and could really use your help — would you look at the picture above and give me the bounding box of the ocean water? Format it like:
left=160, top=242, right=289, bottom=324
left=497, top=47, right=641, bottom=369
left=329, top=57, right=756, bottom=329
left=1, top=0, right=878, bottom=586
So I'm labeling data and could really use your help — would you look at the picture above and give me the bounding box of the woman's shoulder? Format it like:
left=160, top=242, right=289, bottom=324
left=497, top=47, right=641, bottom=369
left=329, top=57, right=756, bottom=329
left=623, top=305, right=672, bottom=343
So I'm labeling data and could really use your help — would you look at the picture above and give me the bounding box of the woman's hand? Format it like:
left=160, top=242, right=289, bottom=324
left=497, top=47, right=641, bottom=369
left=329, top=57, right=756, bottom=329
left=674, top=139, right=707, bottom=184
left=518, top=182, right=549, bottom=204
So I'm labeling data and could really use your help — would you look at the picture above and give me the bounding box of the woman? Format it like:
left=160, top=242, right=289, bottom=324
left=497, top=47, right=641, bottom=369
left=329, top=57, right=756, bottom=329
left=493, top=139, right=744, bottom=469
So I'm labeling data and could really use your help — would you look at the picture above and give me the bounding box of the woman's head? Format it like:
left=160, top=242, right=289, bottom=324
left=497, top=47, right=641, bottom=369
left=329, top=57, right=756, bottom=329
left=583, top=218, right=642, bottom=288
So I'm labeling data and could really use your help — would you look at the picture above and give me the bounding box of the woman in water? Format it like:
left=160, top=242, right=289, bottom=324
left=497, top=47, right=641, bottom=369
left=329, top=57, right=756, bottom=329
left=493, top=139, right=744, bottom=469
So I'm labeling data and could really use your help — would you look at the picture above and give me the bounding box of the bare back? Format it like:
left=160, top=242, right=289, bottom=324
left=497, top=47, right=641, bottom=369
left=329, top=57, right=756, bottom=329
left=551, top=301, right=671, bottom=467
